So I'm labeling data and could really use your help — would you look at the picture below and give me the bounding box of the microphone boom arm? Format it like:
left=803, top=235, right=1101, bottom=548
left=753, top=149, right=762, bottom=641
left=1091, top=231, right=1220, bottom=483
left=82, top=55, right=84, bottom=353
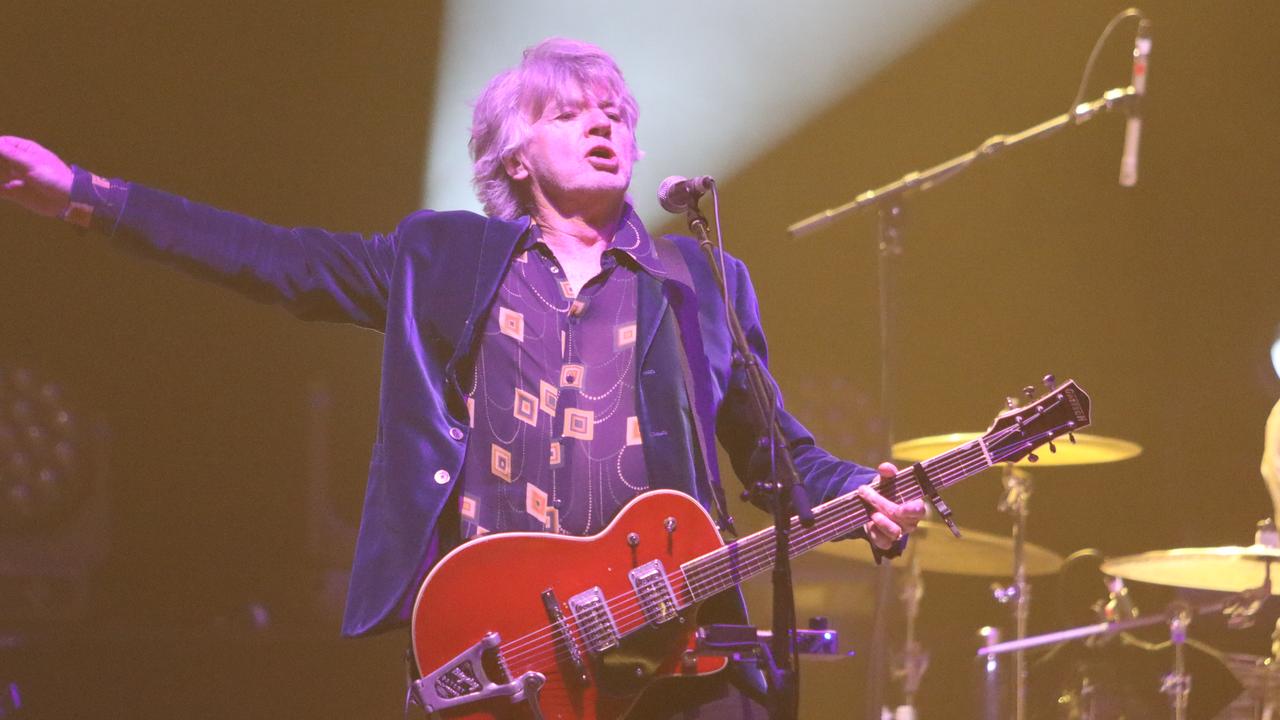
left=786, top=84, right=1140, bottom=238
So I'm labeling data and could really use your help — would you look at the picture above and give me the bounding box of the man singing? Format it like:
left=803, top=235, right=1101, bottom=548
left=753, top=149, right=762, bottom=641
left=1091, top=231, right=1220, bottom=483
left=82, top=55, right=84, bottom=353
left=0, top=38, right=923, bottom=718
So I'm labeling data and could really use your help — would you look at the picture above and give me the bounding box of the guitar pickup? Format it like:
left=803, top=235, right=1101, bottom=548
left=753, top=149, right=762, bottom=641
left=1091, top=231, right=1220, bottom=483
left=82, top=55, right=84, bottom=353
left=628, top=560, right=678, bottom=626
left=567, top=587, right=620, bottom=653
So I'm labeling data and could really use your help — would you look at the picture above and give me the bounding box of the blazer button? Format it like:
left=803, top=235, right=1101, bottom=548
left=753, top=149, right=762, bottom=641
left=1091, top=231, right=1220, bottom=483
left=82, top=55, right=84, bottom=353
left=433, top=469, right=451, bottom=485
left=449, top=427, right=465, bottom=441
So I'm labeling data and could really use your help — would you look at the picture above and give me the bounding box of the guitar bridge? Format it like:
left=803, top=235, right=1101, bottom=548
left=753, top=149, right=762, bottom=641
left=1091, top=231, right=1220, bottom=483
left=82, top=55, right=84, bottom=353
left=542, top=588, right=588, bottom=684
left=413, top=632, right=546, bottom=718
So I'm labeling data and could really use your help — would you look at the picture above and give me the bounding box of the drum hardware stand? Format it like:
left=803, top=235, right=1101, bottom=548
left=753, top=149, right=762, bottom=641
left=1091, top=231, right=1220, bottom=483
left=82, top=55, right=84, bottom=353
left=989, top=381, right=1064, bottom=720
left=978, top=626, right=1005, bottom=720
left=889, top=551, right=930, bottom=720
left=978, top=590, right=1264, bottom=720
left=992, top=461, right=1034, bottom=720
left=1265, top=618, right=1280, bottom=720
left=991, top=463, right=1032, bottom=720
left=1161, top=606, right=1192, bottom=720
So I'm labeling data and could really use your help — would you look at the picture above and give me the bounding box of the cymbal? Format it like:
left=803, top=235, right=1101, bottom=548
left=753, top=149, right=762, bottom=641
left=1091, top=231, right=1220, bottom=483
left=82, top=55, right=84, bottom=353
left=892, top=432, right=1142, bottom=467
left=1101, top=546, right=1280, bottom=594
left=816, top=520, right=1064, bottom=577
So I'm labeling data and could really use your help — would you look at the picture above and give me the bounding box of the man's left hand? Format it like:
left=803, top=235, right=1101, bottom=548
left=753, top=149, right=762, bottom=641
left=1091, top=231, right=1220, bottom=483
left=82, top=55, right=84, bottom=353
left=856, top=462, right=927, bottom=551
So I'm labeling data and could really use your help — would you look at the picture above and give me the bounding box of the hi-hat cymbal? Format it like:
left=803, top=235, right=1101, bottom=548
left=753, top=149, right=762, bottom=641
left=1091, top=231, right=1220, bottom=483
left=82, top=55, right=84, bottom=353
left=816, top=521, right=1064, bottom=577
left=892, top=432, right=1142, bottom=467
left=1101, top=546, right=1280, bottom=594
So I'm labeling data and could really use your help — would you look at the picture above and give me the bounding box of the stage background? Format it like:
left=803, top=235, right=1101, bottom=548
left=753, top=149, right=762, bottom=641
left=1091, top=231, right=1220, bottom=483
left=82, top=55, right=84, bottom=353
left=2, top=2, right=1278, bottom=717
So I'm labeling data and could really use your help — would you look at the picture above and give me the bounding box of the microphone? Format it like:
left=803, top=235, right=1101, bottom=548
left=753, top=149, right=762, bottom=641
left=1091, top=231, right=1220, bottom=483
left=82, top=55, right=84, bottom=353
left=657, top=175, right=714, bottom=214
left=1119, top=19, right=1152, bottom=187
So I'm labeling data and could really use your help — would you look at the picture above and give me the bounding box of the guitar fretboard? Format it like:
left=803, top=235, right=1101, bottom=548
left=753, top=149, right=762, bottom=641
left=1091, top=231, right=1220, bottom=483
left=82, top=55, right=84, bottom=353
left=679, top=438, right=993, bottom=603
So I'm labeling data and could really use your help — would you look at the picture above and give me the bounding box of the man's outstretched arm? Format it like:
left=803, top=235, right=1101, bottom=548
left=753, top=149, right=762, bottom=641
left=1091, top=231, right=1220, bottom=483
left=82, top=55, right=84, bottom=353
left=0, top=136, right=399, bottom=328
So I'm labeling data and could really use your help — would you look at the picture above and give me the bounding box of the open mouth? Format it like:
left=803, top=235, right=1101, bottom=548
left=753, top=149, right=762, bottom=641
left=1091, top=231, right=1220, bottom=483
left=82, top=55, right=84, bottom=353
left=586, top=145, right=618, bottom=169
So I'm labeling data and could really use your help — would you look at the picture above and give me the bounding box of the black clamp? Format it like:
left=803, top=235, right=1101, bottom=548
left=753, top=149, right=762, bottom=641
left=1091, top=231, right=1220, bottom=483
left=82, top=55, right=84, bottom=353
left=914, top=462, right=961, bottom=538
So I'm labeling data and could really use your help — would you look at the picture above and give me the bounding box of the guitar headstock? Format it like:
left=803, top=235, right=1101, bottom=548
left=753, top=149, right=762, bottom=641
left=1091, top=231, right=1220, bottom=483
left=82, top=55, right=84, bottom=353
left=982, top=377, right=1092, bottom=465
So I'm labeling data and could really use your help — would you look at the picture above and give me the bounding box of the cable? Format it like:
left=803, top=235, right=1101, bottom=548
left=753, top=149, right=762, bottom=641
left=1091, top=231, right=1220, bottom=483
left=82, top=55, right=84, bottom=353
left=1069, top=8, right=1149, bottom=115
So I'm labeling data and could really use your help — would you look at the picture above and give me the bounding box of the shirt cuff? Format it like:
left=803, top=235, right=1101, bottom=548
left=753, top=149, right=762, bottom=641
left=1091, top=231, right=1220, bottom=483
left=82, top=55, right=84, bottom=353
left=62, top=165, right=129, bottom=234
left=870, top=533, right=908, bottom=564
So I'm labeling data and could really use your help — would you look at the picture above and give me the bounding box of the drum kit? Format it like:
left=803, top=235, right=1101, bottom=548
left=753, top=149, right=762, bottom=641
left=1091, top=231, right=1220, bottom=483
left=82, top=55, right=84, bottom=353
left=815, top=429, right=1279, bottom=720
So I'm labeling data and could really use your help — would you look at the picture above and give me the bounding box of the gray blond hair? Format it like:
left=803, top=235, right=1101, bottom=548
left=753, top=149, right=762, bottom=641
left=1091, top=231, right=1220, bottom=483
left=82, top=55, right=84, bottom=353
left=470, top=38, right=640, bottom=219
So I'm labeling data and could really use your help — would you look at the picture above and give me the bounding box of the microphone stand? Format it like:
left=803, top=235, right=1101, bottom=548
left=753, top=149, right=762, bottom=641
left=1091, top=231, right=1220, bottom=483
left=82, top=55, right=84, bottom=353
left=785, top=83, right=1142, bottom=720
left=679, top=197, right=814, bottom=720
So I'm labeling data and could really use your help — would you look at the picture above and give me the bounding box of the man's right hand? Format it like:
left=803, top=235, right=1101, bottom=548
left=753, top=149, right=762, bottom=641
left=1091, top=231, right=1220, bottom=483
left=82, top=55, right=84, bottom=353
left=0, top=136, right=74, bottom=218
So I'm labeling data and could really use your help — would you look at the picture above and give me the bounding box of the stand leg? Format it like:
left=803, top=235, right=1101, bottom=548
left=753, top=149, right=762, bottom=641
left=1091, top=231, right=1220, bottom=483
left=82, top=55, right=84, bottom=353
left=1160, top=608, right=1191, bottom=720
left=995, top=466, right=1032, bottom=720
left=893, top=554, right=929, bottom=717
left=978, top=626, right=1004, bottom=720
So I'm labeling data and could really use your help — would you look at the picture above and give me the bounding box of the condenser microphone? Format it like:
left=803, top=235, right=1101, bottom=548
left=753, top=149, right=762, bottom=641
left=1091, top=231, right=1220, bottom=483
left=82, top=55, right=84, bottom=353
left=657, top=175, right=714, bottom=214
left=1119, top=19, right=1152, bottom=187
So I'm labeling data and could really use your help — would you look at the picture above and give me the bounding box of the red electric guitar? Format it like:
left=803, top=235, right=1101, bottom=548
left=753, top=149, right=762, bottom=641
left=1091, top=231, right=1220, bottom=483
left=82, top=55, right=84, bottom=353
left=410, top=380, right=1091, bottom=719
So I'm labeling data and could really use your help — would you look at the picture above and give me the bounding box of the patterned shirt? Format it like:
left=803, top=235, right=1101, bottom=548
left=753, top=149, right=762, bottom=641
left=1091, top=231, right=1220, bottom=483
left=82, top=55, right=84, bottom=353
left=456, top=209, right=665, bottom=539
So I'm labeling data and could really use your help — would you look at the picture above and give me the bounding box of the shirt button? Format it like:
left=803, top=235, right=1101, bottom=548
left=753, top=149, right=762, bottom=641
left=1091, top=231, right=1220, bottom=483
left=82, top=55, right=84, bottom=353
left=448, top=427, right=465, bottom=441
left=433, top=469, right=451, bottom=485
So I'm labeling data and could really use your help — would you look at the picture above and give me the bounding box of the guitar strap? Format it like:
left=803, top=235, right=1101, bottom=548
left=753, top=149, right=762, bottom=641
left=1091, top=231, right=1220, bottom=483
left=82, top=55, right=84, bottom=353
left=652, top=234, right=736, bottom=536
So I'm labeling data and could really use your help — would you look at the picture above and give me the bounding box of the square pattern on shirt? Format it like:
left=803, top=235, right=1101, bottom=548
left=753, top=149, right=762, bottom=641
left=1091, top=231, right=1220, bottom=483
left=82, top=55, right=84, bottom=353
left=560, top=364, right=585, bottom=389
left=460, top=495, right=478, bottom=520
left=615, top=323, right=638, bottom=349
left=526, top=483, right=549, bottom=524
left=491, top=444, right=513, bottom=482
left=539, top=381, right=558, bottom=416
left=498, top=307, right=524, bottom=342
left=513, top=388, right=539, bottom=427
left=563, top=408, right=595, bottom=440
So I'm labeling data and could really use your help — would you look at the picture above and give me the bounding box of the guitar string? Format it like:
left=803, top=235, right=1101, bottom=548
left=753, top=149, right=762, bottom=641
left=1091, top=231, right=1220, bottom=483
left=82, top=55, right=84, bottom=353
left=494, top=432, right=1024, bottom=670
left=503, top=454, right=994, bottom=673
left=494, top=439, right=988, bottom=661
left=494, top=423, right=1059, bottom=671
left=495, top=424, right=1050, bottom=670
left=496, top=425, right=1051, bottom=672
left=677, top=424, right=1059, bottom=598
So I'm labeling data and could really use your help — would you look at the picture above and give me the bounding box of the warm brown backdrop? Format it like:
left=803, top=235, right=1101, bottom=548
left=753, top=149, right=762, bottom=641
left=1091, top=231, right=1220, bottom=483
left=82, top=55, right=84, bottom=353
left=2, top=2, right=1277, bottom=717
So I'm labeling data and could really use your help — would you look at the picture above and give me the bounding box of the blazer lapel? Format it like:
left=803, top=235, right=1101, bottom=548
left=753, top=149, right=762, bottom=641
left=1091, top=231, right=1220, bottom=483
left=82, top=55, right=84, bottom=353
left=445, top=215, right=529, bottom=379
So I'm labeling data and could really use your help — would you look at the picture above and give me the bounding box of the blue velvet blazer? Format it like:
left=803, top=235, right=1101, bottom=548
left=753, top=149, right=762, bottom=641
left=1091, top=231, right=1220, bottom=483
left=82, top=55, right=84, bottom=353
left=100, top=184, right=878, bottom=637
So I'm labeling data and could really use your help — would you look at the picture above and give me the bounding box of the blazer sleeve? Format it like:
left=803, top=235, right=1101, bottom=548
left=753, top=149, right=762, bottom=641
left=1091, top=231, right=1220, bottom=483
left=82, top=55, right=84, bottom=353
left=92, top=175, right=400, bottom=330
left=713, top=256, right=880, bottom=504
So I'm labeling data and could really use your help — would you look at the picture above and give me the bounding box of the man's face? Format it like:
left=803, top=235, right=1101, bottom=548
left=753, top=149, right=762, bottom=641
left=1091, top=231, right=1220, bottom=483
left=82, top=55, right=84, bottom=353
left=507, top=88, right=636, bottom=217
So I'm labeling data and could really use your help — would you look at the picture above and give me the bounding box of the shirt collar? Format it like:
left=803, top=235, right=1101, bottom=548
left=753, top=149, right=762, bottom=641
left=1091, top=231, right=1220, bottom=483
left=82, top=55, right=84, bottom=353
left=518, top=203, right=667, bottom=277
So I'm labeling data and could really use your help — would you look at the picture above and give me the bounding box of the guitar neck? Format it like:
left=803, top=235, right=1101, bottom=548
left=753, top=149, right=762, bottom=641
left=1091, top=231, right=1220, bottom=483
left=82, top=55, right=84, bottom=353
left=680, top=439, right=991, bottom=602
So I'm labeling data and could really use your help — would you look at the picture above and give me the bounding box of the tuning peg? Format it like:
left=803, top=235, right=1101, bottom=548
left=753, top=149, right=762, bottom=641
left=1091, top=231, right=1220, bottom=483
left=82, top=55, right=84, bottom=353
left=1026, top=452, right=1039, bottom=463
left=1022, top=385, right=1036, bottom=400
left=1069, top=432, right=1077, bottom=445
left=1005, top=395, right=1019, bottom=411
left=1043, top=374, right=1057, bottom=391
left=1048, top=440, right=1057, bottom=454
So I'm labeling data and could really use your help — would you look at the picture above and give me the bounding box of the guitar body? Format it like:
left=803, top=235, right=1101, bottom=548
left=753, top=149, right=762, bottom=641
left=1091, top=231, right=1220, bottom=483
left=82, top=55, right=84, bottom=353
left=411, top=490, right=729, bottom=720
